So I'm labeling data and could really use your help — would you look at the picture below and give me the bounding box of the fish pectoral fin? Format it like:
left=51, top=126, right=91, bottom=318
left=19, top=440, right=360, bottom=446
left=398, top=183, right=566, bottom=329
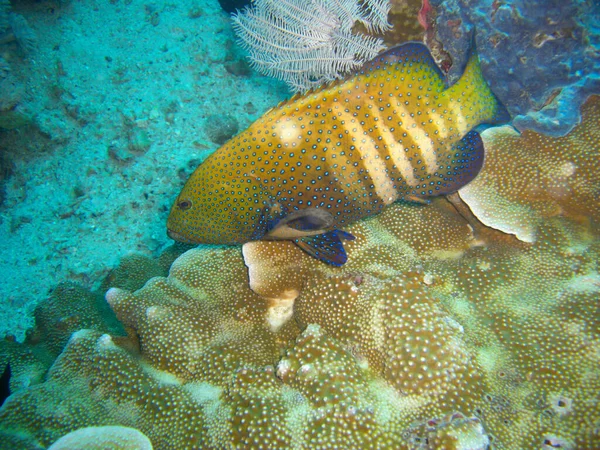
left=284, top=208, right=334, bottom=231
left=294, top=230, right=355, bottom=267
left=266, top=208, right=334, bottom=240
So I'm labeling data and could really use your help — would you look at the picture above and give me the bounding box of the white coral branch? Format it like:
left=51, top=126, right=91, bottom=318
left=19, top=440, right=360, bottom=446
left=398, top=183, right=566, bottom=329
left=232, top=0, right=391, bottom=92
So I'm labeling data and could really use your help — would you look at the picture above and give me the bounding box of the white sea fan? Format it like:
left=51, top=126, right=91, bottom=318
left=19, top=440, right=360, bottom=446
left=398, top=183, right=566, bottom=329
left=232, top=0, right=391, bottom=92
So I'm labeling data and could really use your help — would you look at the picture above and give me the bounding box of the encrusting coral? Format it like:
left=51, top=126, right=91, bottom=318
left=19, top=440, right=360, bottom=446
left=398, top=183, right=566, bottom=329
left=459, top=95, right=600, bottom=243
left=1, top=145, right=598, bottom=449
left=0, top=57, right=599, bottom=450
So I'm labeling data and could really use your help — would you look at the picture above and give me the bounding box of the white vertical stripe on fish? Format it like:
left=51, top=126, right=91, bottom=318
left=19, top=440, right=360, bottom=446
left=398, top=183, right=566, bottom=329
left=337, top=110, right=398, bottom=205
left=370, top=107, right=421, bottom=190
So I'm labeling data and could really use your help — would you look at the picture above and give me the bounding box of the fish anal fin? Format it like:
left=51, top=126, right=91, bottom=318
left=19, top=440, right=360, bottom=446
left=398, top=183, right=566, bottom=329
left=294, top=230, right=355, bottom=267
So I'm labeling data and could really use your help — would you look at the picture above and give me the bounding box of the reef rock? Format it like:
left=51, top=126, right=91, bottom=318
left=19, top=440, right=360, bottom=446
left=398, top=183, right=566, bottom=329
left=427, top=0, right=600, bottom=136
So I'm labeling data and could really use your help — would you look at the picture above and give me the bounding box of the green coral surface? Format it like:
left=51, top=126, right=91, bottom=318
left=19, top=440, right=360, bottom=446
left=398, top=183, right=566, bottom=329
left=0, top=102, right=598, bottom=450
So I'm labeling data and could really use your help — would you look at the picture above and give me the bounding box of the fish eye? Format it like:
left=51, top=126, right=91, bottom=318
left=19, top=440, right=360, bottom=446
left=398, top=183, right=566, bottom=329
left=177, top=199, right=192, bottom=210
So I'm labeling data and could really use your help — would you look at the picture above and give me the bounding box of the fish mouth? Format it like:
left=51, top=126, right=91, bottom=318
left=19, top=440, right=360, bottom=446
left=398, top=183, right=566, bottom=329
left=167, top=228, right=199, bottom=244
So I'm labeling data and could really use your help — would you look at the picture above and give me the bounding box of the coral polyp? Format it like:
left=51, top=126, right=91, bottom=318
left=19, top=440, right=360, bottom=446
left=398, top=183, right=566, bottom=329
left=1, top=115, right=598, bottom=447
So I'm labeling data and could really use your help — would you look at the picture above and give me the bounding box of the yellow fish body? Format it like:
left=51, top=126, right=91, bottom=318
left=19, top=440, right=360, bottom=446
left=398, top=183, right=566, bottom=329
left=167, top=42, right=507, bottom=266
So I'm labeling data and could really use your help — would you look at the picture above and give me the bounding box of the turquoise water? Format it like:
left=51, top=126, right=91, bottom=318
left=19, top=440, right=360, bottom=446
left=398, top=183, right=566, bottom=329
left=0, top=0, right=286, bottom=341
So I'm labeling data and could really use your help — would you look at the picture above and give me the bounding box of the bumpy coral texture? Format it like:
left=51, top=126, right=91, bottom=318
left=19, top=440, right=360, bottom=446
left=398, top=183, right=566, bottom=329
left=1, top=153, right=599, bottom=450
left=459, top=95, right=600, bottom=242
left=1, top=99, right=599, bottom=450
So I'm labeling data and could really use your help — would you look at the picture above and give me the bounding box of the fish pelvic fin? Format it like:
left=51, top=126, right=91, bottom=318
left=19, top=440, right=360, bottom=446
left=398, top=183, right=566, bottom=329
left=294, top=230, right=355, bottom=267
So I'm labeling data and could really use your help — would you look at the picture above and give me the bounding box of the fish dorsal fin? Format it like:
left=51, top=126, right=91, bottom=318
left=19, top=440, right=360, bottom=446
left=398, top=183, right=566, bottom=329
left=275, top=90, right=305, bottom=109
left=273, top=42, right=446, bottom=111
left=266, top=208, right=334, bottom=240
left=294, top=230, right=355, bottom=267
left=360, top=42, right=446, bottom=86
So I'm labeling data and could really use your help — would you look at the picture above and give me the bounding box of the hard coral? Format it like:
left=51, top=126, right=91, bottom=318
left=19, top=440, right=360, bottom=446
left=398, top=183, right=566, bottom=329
left=106, top=247, right=293, bottom=387
left=48, top=425, right=153, bottom=450
left=1, top=110, right=599, bottom=449
left=34, top=282, right=122, bottom=356
left=459, top=95, right=600, bottom=242
left=275, top=324, right=399, bottom=449
left=0, top=280, right=124, bottom=401
left=294, top=271, right=484, bottom=405
left=0, top=338, right=50, bottom=398
left=1, top=329, right=207, bottom=449
left=100, top=253, right=168, bottom=293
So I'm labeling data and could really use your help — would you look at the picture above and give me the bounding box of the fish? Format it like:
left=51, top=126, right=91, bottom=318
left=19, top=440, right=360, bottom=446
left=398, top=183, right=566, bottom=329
left=167, top=41, right=508, bottom=266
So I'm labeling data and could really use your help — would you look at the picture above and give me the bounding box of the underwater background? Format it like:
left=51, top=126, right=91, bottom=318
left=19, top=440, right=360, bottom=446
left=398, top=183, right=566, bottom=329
left=0, top=0, right=598, bottom=448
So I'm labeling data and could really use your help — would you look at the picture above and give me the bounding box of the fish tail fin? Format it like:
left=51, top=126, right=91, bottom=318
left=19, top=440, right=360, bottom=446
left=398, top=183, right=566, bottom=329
left=447, top=37, right=510, bottom=127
